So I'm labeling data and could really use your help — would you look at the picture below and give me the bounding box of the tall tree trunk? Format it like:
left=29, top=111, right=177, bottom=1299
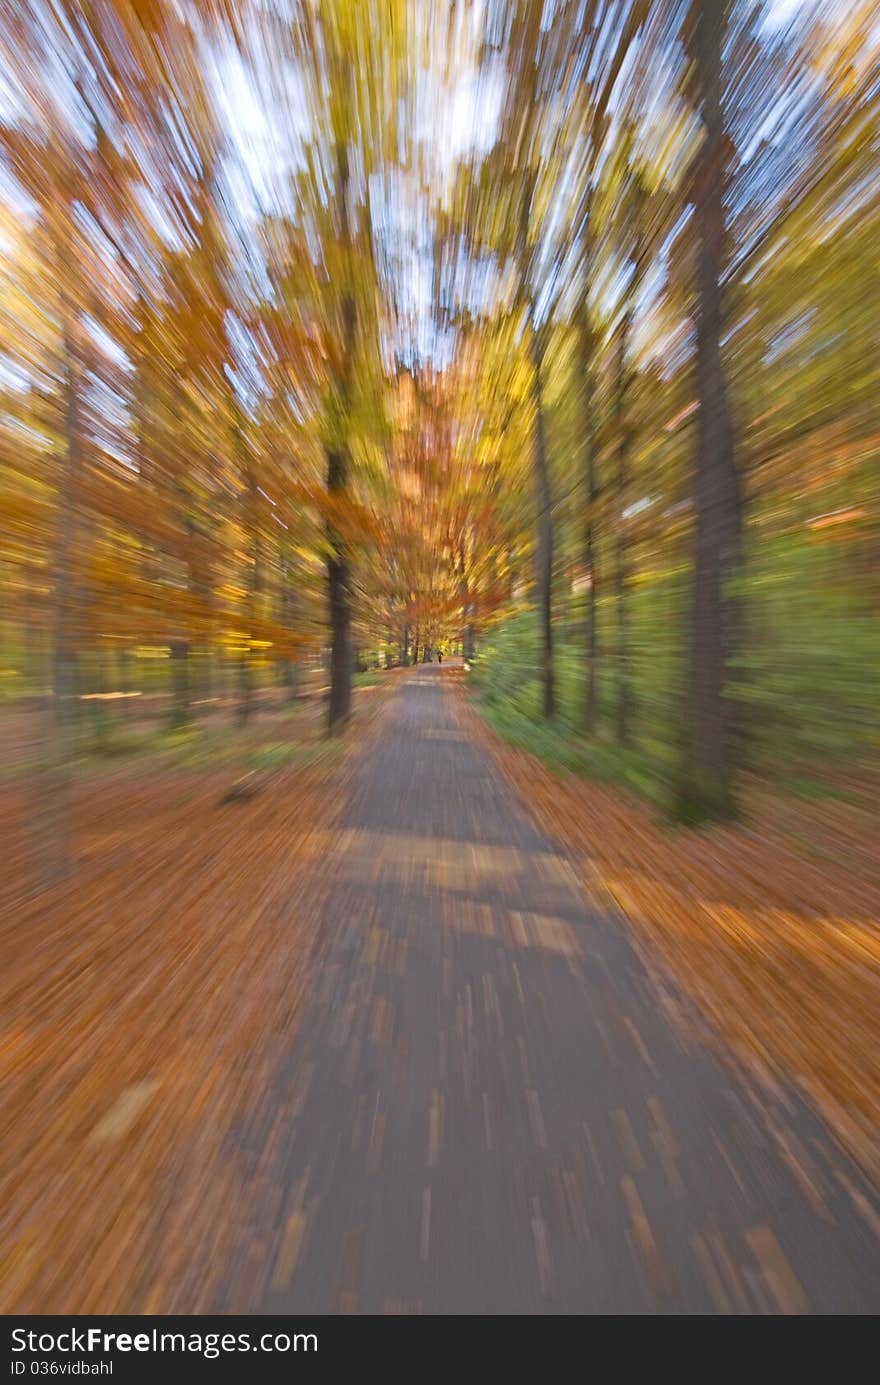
left=193, top=543, right=213, bottom=706
left=402, top=623, right=410, bottom=667
left=280, top=651, right=300, bottom=703
left=183, top=513, right=214, bottom=709
left=117, top=647, right=130, bottom=699
left=43, top=331, right=81, bottom=880
left=236, top=642, right=252, bottom=725
left=169, top=639, right=190, bottom=729
left=236, top=422, right=261, bottom=728
left=457, top=542, right=475, bottom=663
left=199, top=645, right=212, bottom=704
left=326, top=143, right=356, bottom=733
left=326, top=488, right=352, bottom=729
left=41, top=231, right=85, bottom=883
left=172, top=513, right=207, bottom=731
left=279, top=541, right=300, bottom=702
left=613, top=308, right=634, bottom=746
left=678, top=0, right=742, bottom=820
left=518, top=140, right=554, bottom=720
left=530, top=323, right=555, bottom=720
left=171, top=505, right=195, bottom=731
left=580, top=305, right=599, bottom=733
left=168, top=403, right=195, bottom=733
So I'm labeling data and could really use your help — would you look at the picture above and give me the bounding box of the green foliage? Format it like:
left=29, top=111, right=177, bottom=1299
left=473, top=602, right=680, bottom=805
left=475, top=532, right=878, bottom=809
left=731, top=534, right=880, bottom=769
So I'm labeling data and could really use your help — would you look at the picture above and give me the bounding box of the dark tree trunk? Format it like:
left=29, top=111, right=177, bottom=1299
left=402, top=623, right=410, bottom=666
left=530, top=324, right=555, bottom=720
left=580, top=308, right=599, bottom=733
left=279, top=545, right=300, bottom=702
left=678, top=0, right=743, bottom=821
left=236, top=643, right=252, bottom=727
left=281, top=656, right=300, bottom=702
left=45, top=385, right=79, bottom=880
left=518, top=147, right=554, bottom=721
left=236, top=422, right=261, bottom=728
left=169, top=639, right=190, bottom=730
left=457, top=542, right=473, bottom=663
left=326, top=481, right=353, bottom=731
left=170, top=497, right=197, bottom=733
left=117, top=648, right=130, bottom=698
left=190, top=535, right=213, bottom=706
left=41, top=244, right=84, bottom=884
left=199, top=646, right=212, bottom=704
left=613, top=308, right=634, bottom=746
left=326, top=144, right=356, bottom=734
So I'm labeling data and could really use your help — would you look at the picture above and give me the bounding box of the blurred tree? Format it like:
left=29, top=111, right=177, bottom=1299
left=676, top=0, right=743, bottom=820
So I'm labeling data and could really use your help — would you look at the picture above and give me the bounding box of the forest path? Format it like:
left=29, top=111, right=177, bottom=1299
left=216, top=663, right=879, bottom=1314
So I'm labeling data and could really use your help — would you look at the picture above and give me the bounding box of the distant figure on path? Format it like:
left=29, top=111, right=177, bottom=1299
left=438, top=652, right=442, bottom=664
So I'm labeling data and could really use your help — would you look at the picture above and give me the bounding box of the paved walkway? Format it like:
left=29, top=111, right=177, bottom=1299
left=216, top=665, right=879, bottom=1314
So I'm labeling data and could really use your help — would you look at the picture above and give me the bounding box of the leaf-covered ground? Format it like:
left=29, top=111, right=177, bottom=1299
left=0, top=686, right=392, bottom=1312
left=463, top=689, right=880, bottom=1186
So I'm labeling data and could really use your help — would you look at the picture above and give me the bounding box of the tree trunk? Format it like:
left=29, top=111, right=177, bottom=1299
left=190, top=529, right=214, bottom=706
left=327, top=498, right=352, bottom=730
left=236, top=420, right=261, bottom=727
left=199, top=645, right=212, bottom=704
left=44, top=446, right=78, bottom=882
left=279, top=543, right=300, bottom=702
left=41, top=241, right=84, bottom=883
left=326, top=143, right=356, bottom=734
left=530, top=324, right=555, bottom=720
left=117, top=647, right=130, bottom=699
left=169, top=453, right=197, bottom=734
left=169, top=639, right=190, bottom=729
left=580, top=305, right=599, bottom=733
left=613, top=309, right=634, bottom=746
left=281, top=655, right=300, bottom=703
left=236, top=641, right=252, bottom=726
left=678, top=0, right=742, bottom=820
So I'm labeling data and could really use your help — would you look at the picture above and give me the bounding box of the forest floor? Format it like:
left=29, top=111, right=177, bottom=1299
left=3, top=662, right=879, bottom=1313
left=1, top=664, right=877, bottom=1312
